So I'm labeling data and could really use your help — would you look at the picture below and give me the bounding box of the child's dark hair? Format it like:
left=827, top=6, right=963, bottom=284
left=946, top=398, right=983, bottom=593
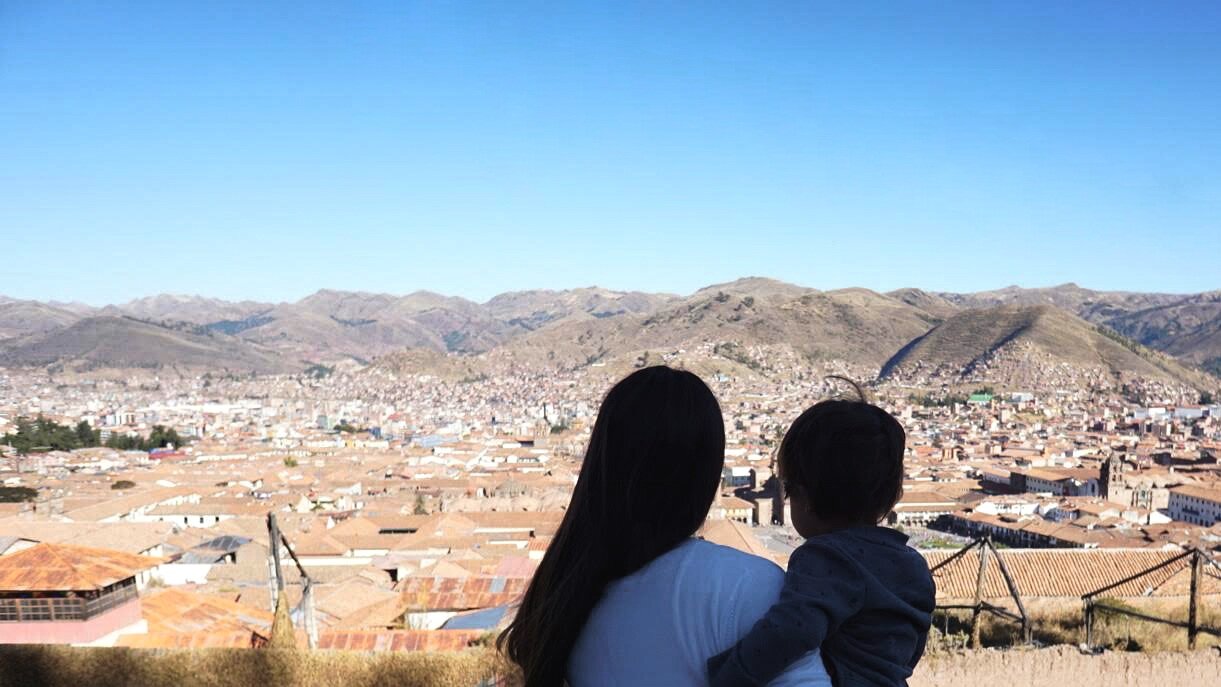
left=779, top=377, right=906, bottom=524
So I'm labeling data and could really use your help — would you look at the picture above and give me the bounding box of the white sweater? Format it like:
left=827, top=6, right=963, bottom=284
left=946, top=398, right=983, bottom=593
left=568, top=538, right=833, bottom=686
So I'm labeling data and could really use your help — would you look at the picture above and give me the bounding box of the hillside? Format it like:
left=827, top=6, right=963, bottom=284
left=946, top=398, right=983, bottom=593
left=934, top=284, right=1220, bottom=364
left=103, top=295, right=275, bottom=325
left=880, top=304, right=1211, bottom=388
left=491, top=281, right=941, bottom=371
left=0, top=300, right=82, bottom=339
left=0, top=317, right=293, bottom=373
left=1105, top=291, right=1221, bottom=365
left=3, top=281, right=1219, bottom=381
left=885, top=288, right=961, bottom=320
left=234, top=289, right=517, bottom=360
left=484, top=287, right=677, bottom=330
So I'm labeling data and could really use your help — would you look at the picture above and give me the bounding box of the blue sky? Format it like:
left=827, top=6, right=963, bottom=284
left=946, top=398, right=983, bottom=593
left=2, top=2, right=1219, bottom=305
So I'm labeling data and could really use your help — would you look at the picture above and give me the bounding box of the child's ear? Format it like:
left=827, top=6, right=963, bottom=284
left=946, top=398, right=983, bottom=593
left=789, top=483, right=816, bottom=513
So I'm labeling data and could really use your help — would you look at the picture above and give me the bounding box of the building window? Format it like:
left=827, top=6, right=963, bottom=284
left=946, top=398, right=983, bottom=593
left=21, top=599, right=52, bottom=621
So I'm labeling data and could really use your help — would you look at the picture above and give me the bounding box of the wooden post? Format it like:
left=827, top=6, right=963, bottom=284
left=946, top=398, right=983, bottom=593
left=987, top=539, right=1029, bottom=643
left=970, top=538, right=990, bottom=649
left=1089, top=600, right=1098, bottom=649
left=1188, top=548, right=1202, bottom=650
left=267, top=512, right=285, bottom=592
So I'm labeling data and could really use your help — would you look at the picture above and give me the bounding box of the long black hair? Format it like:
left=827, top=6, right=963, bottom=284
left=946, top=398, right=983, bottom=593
left=498, top=366, right=726, bottom=686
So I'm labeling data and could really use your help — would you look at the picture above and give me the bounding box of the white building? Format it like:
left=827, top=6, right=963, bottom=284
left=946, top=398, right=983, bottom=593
left=1168, top=485, right=1221, bottom=526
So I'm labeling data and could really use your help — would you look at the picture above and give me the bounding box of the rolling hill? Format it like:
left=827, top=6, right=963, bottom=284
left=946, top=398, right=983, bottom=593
left=3, top=281, right=1219, bottom=387
left=490, top=280, right=942, bottom=371
left=0, top=300, right=83, bottom=339
left=879, top=304, right=1212, bottom=388
left=0, top=316, right=293, bottom=373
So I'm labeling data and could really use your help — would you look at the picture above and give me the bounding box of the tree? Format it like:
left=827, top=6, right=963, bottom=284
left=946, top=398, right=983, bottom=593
left=283, top=457, right=299, bottom=468
left=1202, top=391, right=1216, bottom=405
left=111, top=480, right=136, bottom=490
left=0, top=486, right=37, bottom=503
left=105, top=425, right=188, bottom=452
left=413, top=493, right=428, bottom=515
left=1, top=416, right=102, bottom=455
left=145, top=425, right=185, bottom=450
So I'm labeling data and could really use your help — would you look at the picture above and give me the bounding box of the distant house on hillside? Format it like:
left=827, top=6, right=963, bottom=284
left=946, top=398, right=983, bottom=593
left=0, top=543, right=161, bottom=645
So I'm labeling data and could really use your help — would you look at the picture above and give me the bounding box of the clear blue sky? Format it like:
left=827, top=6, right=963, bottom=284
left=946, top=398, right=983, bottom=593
left=2, top=2, right=1219, bottom=305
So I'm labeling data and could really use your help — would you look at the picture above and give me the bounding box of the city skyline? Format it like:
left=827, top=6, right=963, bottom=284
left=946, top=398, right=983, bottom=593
left=3, top=2, right=1221, bottom=304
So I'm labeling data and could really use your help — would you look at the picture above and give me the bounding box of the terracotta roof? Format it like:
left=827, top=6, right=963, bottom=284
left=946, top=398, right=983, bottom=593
left=314, top=580, right=399, bottom=622
left=1172, top=484, right=1221, bottom=503
left=700, top=519, right=771, bottom=558
left=0, top=542, right=162, bottom=591
left=117, top=630, right=263, bottom=649
left=924, top=548, right=1221, bottom=600
left=140, top=588, right=273, bottom=635
left=0, top=521, right=173, bottom=555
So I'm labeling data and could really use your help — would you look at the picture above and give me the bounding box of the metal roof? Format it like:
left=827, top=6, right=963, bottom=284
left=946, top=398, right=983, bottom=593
left=440, top=604, right=508, bottom=630
left=0, top=542, right=163, bottom=591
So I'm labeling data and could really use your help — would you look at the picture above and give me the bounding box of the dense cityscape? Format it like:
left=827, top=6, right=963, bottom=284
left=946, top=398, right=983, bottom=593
left=1, top=333, right=1218, bottom=651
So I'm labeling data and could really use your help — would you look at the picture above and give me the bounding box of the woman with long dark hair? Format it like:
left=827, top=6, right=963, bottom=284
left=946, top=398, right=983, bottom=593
left=499, top=366, right=830, bottom=686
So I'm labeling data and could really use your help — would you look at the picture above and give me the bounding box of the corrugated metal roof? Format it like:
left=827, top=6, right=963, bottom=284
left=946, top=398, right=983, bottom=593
left=0, top=542, right=162, bottom=591
left=316, top=629, right=483, bottom=652
left=117, top=630, right=263, bottom=649
left=396, top=575, right=528, bottom=611
left=140, top=588, right=273, bottom=635
left=441, top=605, right=509, bottom=630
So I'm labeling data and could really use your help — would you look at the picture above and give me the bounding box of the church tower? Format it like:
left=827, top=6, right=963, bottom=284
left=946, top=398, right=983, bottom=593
left=1100, top=454, right=1125, bottom=502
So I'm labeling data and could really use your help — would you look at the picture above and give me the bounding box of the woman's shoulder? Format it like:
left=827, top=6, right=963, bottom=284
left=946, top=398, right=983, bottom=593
left=680, top=538, right=784, bottom=574
left=658, top=538, right=785, bottom=597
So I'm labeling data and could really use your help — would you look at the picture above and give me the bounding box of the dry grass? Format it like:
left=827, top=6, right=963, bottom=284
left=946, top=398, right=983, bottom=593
left=0, top=645, right=520, bottom=687
left=931, top=597, right=1221, bottom=652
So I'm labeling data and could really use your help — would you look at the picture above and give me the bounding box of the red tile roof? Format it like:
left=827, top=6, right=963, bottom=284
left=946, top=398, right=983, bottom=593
left=924, top=548, right=1221, bottom=600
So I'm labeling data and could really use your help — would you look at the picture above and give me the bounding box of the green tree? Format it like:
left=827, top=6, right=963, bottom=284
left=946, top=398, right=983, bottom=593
left=1, top=416, right=102, bottom=454
left=145, top=425, right=184, bottom=450
left=75, top=421, right=100, bottom=447
left=0, top=486, right=37, bottom=503
left=1202, top=391, right=1216, bottom=405
left=283, top=457, right=299, bottom=468
left=104, top=425, right=188, bottom=452
left=111, top=480, right=136, bottom=490
left=105, top=434, right=140, bottom=450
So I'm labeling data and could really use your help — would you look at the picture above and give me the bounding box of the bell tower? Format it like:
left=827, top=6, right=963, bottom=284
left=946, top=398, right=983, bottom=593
left=1100, top=454, right=1124, bottom=501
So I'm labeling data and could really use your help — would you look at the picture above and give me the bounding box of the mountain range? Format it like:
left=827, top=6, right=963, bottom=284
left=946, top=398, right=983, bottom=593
left=1, top=280, right=1219, bottom=388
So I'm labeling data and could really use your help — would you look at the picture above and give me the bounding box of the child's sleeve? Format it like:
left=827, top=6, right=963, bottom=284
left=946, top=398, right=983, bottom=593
left=707, top=540, right=865, bottom=687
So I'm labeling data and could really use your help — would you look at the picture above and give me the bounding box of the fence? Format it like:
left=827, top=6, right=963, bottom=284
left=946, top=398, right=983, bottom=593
left=1082, top=547, right=1221, bottom=650
left=929, top=535, right=1028, bottom=647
